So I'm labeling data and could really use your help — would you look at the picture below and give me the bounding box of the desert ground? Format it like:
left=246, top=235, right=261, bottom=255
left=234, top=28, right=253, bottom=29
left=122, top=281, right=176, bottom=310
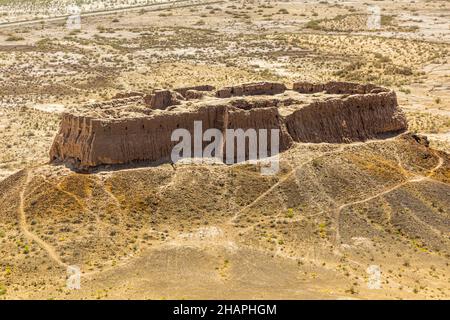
left=0, top=0, right=449, bottom=300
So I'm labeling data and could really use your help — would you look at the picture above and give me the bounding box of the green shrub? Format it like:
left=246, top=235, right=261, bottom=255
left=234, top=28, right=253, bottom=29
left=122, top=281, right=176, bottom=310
left=6, top=35, right=24, bottom=41
left=0, top=284, right=6, bottom=296
left=305, top=20, right=322, bottom=30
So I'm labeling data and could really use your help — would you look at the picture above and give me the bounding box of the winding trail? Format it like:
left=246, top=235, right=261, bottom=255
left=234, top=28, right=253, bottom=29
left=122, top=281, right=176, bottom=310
left=18, top=169, right=67, bottom=268
left=42, top=174, right=116, bottom=236
left=12, top=142, right=447, bottom=285
left=228, top=146, right=346, bottom=224
left=98, top=179, right=126, bottom=226
left=227, top=137, right=409, bottom=226
left=333, top=152, right=444, bottom=244
left=228, top=142, right=446, bottom=251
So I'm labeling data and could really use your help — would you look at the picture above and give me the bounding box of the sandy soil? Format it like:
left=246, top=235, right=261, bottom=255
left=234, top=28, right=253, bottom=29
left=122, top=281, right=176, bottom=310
left=0, top=0, right=449, bottom=300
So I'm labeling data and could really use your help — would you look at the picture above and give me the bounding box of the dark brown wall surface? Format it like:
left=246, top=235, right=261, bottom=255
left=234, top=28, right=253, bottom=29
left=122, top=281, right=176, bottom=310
left=285, top=90, right=406, bottom=143
left=50, top=82, right=407, bottom=170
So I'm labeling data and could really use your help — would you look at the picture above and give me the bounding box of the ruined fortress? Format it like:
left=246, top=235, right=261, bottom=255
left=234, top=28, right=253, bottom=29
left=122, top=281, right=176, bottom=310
left=50, top=81, right=408, bottom=170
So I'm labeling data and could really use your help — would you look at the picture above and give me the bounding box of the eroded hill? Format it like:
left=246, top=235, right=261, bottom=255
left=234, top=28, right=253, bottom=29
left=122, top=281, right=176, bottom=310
left=0, top=133, right=449, bottom=299
left=0, top=0, right=449, bottom=301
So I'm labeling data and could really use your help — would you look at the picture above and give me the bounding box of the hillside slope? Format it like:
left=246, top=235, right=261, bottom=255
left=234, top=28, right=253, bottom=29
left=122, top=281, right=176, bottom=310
left=0, top=133, right=449, bottom=299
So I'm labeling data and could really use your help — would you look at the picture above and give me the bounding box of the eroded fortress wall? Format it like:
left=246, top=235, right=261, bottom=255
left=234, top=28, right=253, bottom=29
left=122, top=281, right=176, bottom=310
left=50, top=82, right=408, bottom=170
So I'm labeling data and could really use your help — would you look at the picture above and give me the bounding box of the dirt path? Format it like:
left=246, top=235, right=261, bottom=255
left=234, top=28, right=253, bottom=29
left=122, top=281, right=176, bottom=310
left=98, top=179, right=126, bottom=226
left=42, top=174, right=114, bottom=236
left=0, top=0, right=223, bottom=29
left=18, top=169, right=67, bottom=268
left=230, top=144, right=445, bottom=250
left=228, top=146, right=347, bottom=225
left=227, top=137, right=409, bottom=226
left=334, top=152, right=445, bottom=244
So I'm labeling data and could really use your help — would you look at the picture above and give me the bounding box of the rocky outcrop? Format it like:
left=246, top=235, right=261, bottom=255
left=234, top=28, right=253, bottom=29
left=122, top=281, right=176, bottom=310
left=50, top=82, right=407, bottom=170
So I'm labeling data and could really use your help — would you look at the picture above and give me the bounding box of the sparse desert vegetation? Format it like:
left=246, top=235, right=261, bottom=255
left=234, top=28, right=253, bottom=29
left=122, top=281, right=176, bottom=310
left=0, top=0, right=449, bottom=300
